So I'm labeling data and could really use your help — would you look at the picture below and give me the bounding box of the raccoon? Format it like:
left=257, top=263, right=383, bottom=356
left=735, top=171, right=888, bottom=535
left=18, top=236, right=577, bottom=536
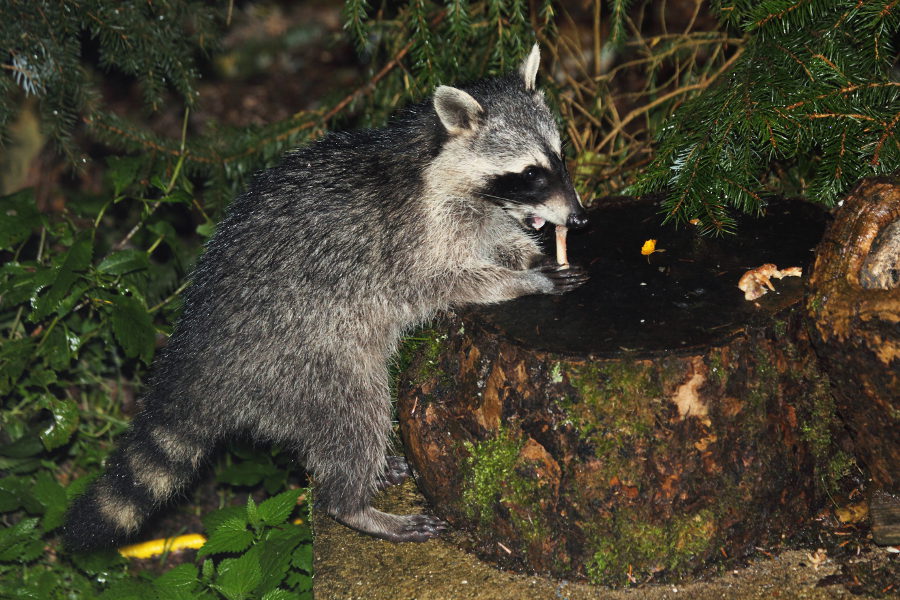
left=62, top=43, right=588, bottom=550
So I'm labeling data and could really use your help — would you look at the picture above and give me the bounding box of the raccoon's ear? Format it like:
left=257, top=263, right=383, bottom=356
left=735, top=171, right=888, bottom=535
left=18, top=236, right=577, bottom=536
left=519, top=43, right=541, bottom=91
left=434, top=86, right=483, bottom=135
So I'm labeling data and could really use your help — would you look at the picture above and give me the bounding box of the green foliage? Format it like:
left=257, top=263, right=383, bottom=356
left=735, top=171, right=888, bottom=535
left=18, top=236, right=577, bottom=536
left=1, top=0, right=222, bottom=159
left=341, top=0, right=546, bottom=126
left=0, top=123, right=312, bottom=598
left=629, top=0, right=900, bottom=233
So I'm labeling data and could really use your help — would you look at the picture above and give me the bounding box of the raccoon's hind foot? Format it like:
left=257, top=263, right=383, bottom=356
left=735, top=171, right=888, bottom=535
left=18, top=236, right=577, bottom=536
left=376, top=455, right=413, bottom=490
left=333, top=506, right=448, bottom=543
left=540, top=263, right=589, bottom=294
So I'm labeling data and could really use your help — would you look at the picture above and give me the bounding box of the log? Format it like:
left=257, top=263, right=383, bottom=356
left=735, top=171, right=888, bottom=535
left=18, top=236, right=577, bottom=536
left=398, top=198, right=843, bottom=585
left=806, top=178, right=900, bottom=495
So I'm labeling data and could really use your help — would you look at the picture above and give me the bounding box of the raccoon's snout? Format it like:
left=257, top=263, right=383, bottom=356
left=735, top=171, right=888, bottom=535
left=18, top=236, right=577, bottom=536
left=566, top=207, right=588, bottom=230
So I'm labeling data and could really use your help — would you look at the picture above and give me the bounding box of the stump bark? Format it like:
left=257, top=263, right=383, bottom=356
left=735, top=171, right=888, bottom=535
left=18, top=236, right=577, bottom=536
left=398, top=198, right=843, bottom=585
left=805, top=177, right=900, bottom=545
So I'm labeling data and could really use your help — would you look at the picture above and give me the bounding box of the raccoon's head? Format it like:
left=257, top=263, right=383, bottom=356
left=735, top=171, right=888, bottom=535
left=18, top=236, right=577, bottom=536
left=430, top=43, right=588, bottom=232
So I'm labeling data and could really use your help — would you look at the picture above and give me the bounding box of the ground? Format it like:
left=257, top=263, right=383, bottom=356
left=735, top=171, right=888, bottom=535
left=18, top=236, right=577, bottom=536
left=313, top=480, right=898, bottom=600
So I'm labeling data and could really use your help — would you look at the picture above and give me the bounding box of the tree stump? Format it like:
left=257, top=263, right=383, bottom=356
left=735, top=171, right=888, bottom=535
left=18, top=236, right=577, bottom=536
left=398, top=198, right=843, bottom=585
left=805, top=177, right=900, bottom=545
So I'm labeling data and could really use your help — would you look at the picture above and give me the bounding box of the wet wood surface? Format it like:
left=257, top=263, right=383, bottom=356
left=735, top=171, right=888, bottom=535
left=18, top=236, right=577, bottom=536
left=398, top=198, right=840, bottom=584
left=806, top=178, right=900, bottom=494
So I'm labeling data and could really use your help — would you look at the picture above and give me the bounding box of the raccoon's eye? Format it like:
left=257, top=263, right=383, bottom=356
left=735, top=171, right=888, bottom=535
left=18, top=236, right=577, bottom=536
left=523, top=166, right=540, bottom=179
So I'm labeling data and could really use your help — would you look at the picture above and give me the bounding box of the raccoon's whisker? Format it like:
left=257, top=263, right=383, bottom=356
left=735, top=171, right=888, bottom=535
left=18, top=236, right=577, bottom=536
left=476, top=191, right=525, bottom=205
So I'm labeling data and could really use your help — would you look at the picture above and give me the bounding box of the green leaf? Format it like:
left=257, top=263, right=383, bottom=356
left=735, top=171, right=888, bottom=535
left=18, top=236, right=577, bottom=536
left=0, top=517, right=43, bottom=562
left=255, top=528, right=300, bottom=596
left=202, top=505, right=246, bottom=535
left=0, top=434, right=44, bottom=459
left=32, top=470, right=68, bottom=530
left=98, top=578, right=155, bottom=600
left=260, top=590, right=295, bottom=600
left=37, top=395, right=80, bottom=452
left=217, top=460, right=280, bottom=487
left=258, top=489, right=304, bottom=527
left=40, top=321, right=82, bottom=372
left=30, top=236, right=93, bottom=321
left=290, top=540, right=313, bottom=574
left=246, top=496, right=260, bottom=529
left=214, top=547, right=262, bottom=600
left=195, top=221, right=215, bottom=238
left=0, top=476, right=29, bottom=512
left=147, top=220, right=177, bottom=240
left=69, top=548, right=127, bottom=575
left=0, top=338, right=34, bottom=394
left=158, top=189, right=193, bottom=204
left=154, top=563, right=200, bottom=600
left=0, top=189, right=41, bottom=249
left=197, top=515, right=253, bottom=557
left=109, top=294, right=156, bottom=364
left=284, top=569, right=313, bottom=594
left=201, top=558, right=215, bottom=583
left=97, top=249, right=150, bottom=276
left=106, top=156, right=143, bottom=197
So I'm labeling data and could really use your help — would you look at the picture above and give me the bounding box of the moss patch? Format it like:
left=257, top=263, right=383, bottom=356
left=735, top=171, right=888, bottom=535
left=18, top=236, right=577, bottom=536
left=559, top=362, right=662, bottom=481
left=394, top=326, right=449, bottom=389
left=585, top=508, right=718, bottom=586
left=460, top=430, right=552, bottom=544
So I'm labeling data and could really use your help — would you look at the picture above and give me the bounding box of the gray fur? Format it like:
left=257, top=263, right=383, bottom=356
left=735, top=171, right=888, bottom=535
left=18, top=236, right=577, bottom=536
left=63, top=44, right=588, bottom=550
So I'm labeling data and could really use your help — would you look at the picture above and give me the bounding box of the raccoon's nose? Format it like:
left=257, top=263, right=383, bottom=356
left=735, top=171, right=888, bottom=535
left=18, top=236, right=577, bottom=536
left=567, top=211, right=589, bottom=230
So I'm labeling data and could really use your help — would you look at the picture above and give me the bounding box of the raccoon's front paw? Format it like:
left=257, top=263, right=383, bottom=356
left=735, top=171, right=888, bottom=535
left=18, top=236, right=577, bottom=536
left=540, top=263, right=589, bottom=294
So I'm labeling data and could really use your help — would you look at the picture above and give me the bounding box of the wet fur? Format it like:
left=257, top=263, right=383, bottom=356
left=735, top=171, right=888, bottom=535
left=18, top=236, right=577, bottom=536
left=63, top=45, right=586, bottom=551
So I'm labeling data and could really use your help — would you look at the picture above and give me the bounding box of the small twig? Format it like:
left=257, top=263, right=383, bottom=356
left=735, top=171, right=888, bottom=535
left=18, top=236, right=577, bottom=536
left=596, top=46, right=745, bottom=152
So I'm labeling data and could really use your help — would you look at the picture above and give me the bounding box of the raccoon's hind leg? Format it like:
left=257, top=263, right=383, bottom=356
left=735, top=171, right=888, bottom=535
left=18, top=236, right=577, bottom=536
left=62, top=413, right=213, bottom=552
left=306, top=371, right=446, bottom=542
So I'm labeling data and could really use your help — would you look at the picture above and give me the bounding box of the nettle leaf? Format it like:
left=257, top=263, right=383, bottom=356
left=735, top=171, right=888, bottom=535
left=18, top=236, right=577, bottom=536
left=30, top=236, right=93, bottom=321
left=32, top=470, right=67, bottom=530
left=69, top=548, right=126, bottom=576
left=98, top=578, right=156, bottom=600
left=284, top=569, right=313, bottom=594
left=261, top=590, right=296, bottom=600
left=65, top=474, right=95, bottom=502
left=147, top=220, right=177, bottom=240
left=198, top=515, right=253, bottom=557
left=214, top=547, right=262, bottom=600
left=97, top=249, right=150, bottom=276
left=0, top=433, right=44, bottom=459
left=0, top=338, right=34, bottom=394
left=154, top=563, right=201, bottom=600
left=37, top=395, right=80, bottom=452
left=109, top=294, right=156, bottom=364
left=0, top=517, right=43, bottom=562
left=158, top=189, right=193, bottom=204
left=258, top=489, right=304, bottom=527
left=106, top=156, right=144, bottom=197
left=217, top=460, right=279, bottom=488
left=202, top=505, right=246, bottom=534
left=196, top=220, right=216, bottom=238
left=40, top=321, right=82, bottom=372
left=246, top=497, right=260, bottom=529
left=255, top=527, right=301, bottom=596
left=22, top=366, right=58, bottom=389
left=0, top=189, right=41, bottom=250
left=0, top=476, right=29, bottom=512
left=291, top=539, right=313, bottom=574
